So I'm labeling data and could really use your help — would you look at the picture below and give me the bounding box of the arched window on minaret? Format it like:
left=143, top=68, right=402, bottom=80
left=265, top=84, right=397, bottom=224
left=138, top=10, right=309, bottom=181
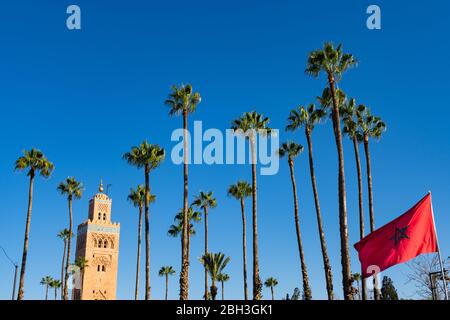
left=98, top=212, right=101, bottom=220
left=98, top=239, right=103, bottom=248
left=103, top=213, right=106, bottom=221
left=104, top=240, right=108, bottom=248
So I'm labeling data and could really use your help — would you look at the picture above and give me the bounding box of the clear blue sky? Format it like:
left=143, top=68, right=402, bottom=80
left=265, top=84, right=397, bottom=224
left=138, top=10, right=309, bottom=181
left=0, top=0, right=449, bottom=300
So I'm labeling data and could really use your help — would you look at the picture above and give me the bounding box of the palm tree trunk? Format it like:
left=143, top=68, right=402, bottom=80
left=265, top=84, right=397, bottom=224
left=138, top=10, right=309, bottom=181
left=60, top=240, right=67, bottom=300
left=144, top=167, right=151, bottom=300
left=328, top=74, right=352, bottom=300
left=305, top=131, right=334, bottom=300
left=180, top=110, right=189, bottom=300
left=54, top=287, right=57, bottom=300
left=250, top=137, right=262, bottom=300
left=134, top=205, right=143, bottom=300
left=240, top=199, right=249, bottom=300
left=64, top=197, right=73, bottom=300
left=187, top=224, right=191, bottom=268
left=271, top=287, right=274, bottom=300
left=363, top=136, right=381, bottom=300
left=288, top=159, right=312, bottom=300
left=221, top=281, right=224, bottom=300
left=211, top=280, right=217, bottom=300
left=165, top=274, right=169, bottom=300
left=45, top=285, right=48, bottom=300
left=204, top=207, right=209, bottom=300
left=352, top=137, right=367, bottom=300
left=17, top=172, right=34, bottom=300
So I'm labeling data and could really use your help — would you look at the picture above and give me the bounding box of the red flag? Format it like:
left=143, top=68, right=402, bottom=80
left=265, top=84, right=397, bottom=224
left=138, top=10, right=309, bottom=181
left=354, top=193, right=438, bottom=278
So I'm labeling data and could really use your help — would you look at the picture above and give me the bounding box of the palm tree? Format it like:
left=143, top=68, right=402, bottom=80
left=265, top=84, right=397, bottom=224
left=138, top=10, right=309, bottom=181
left=264, top=277, right=278, bottom=300
left=40, top=276, right=53, bottom=300
left=192, top=191, right=217, bottom=300
left=351, top=273, right=362, bottom=300
left=15, top=149, right=54, bottom=300
left=57, top=177, right=83, bottom=300
left=165, top=84, right=201, bottom=300
left=57, top=228, right=71, bottom=299
left=231, top=111, right=271, bottom=300
left=341, top=99, right=367, bottom=300
left=168, top=207, right=201, bottom=264
left=199, top=252, right=231, bottom=301
left=49, top=279, right=61, bottom=300
left=217, top=273, right=230, bottom=300
left=127, top=185, right=151, bottom=300
left=227, top=181, right=252, bottom=300
left=74, top=256, right=89, bottom=296
left=123, top=141, right=165, bottom=300
left=286, top=104, right=334, bottom=299
left=159, top=266, right=176, bottom=300
left=357, top=105, right=386, bottom=300
left=306, top=43, right=357, bottom=300
left=277, top=142, right=312, bottom=300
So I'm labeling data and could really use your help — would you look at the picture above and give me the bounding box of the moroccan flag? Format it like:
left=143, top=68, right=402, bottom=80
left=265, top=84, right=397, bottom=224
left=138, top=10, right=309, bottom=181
left=354, top=193, right=438, bottom=278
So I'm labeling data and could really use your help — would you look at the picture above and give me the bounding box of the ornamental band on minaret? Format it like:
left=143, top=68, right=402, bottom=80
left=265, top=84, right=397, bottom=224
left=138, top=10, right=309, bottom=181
left=72, top=180, right=120, bottom=300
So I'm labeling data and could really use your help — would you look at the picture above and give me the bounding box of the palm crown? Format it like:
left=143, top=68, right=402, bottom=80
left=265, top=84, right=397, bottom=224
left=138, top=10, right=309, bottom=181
left=200, top=252, right=231, bottom=281
left=286, top=104, right=327, bottom=133
left=158, top=266, right=176, bottom=277
left=192, top=191, right=217, bottom=211
left=15, top=148, right=54, bottom=178
left=277, top=142, right=303, bottom=160
left=227, top=181, right=252, bottom=201
left=165, top=84, right=201, bottom=116
left=264, top=277, right=278, bottom=288
left=127, top=185, right=154, bottom=208
left=341, top=98, right=363, bottom=141
left=217, top=273, right=230, bottom=283
left=57, top=228, right=71, bottom=241
left=357, top=105, right=386, bottom=140
left=306, top=42, right=357, bottom=81
left=57, top=177, right=83, bottom=200
left=74, top=256, right=89, bottom=271
left=168, top=207, right=201, bottom=237
left=231, top=111, right=271, bottom=138
left=123, top=141, right=165, bottom=171
left=40, top=276, right=53, bottom=286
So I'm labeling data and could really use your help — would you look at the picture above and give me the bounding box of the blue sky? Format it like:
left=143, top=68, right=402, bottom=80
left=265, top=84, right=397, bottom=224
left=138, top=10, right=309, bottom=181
left=0, top=0, right=449, bottom=300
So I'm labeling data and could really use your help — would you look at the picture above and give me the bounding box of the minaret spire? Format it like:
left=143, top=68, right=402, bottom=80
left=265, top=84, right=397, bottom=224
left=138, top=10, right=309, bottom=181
left=99, top=179, right=104, bottom=193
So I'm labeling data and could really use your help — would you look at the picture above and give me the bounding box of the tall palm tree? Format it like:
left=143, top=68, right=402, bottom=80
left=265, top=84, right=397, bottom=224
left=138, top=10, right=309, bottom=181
left=57, top=177, right=83, bottom=300
left=217, top=273, right=230, bottom=300
left=158, top=266, right=176, bottom=300
left=40, top=276, right=53, bottom=300
left=357, top=105, right=386, bottom=300
left=57, top=228, right=71, bottom=299
left=227, top=181, right=252, bottom=300
left=286, top=104, right=334, bottom=299
left=168, top=207, right=201, bottom=264
left=123, top=141, right=165, bottom=300
left=74, top=256, right=88, bottom=296
left=165, top=84, right=201, bottom=300
left=306, top=43, right=357, bottom=300
left=231, top=111, right=271, bottom=300
left=199, top=252, right=231, bottom=301
left=49, top=279, right=61, bottom=300
left=264, top=277, right=278, bottom=300
left=127, top=185, right=151, bottom=300
left=15, top=148, right=54, bottom=300
left=192, top=191, right=217, bottom=300
left=277, top=142, right=312, bottom=300
left=341, top=99, right=367, bottom=300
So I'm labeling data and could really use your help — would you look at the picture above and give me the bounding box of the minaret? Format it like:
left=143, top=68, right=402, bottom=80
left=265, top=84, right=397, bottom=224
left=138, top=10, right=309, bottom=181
left=72, top=180, right=120, bottom=300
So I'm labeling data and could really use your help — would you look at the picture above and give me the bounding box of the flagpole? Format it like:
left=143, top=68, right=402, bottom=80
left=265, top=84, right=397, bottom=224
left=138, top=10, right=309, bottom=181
left=429, top=191, right=449, bottom=300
